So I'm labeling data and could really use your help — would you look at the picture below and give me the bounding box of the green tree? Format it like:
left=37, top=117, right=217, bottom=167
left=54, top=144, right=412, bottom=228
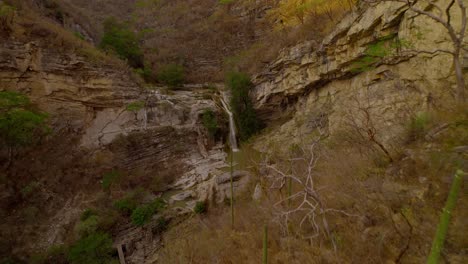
left=157, top=64, right=185, bottom=88
left=0, top=91, right=49, bottom=168
left=99, top=17, right=144, bottom=68
left=226, top=72, right=261, bottom=141
left=201, top=109, right=218, bottom=138
left=68, top=232, right=116, bottom=264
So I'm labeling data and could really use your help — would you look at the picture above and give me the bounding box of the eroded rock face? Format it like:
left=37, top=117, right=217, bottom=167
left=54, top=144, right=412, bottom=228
left=0, top=39, right=235, bottom=257
left=0, top=41, right=141, bottom=131
left=252, top=0, right=467, bottom=150
left=0, top=40, right=221, bottom=149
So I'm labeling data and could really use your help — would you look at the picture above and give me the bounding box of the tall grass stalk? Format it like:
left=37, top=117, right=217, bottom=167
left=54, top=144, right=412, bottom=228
left=230, top=149, right=234, bottom=229
left=427, top=169, right=465, bottom=264
left=263, top=224, right=268, bottom=264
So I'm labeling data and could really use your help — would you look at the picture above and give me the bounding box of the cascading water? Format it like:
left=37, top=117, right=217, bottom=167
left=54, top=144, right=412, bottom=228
left=143, top=107, right=148, bottom=130
left=220, top=92, right=239, bottom=152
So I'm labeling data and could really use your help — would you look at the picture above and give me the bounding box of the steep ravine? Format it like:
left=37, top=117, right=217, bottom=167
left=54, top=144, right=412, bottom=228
left=0, top=0, right=467, bottom=263
left=0, top=38, right=251, bottom=262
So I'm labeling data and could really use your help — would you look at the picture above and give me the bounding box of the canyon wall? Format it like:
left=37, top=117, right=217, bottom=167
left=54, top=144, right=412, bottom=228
left=252, top=0, right=467, bottom=150
left=0, top=39, right=234, bottom=256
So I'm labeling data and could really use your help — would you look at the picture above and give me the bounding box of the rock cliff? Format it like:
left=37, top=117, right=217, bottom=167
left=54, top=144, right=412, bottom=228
left=1, top=0, right=466, bottom=262
left=0, top=38, right=246, bottom=258
left=252, top=0, right=467, bottom=150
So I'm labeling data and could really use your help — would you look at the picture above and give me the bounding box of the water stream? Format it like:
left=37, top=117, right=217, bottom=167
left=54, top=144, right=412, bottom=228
left=220, top=92, right=240, bottom=152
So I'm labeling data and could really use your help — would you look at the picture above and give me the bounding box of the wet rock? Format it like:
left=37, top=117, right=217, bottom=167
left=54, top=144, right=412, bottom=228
left=252, top=183, right=263, bottom=201
left=216, top=170, right=248, bottom=184
left=170, top=191, right=195, bottom=203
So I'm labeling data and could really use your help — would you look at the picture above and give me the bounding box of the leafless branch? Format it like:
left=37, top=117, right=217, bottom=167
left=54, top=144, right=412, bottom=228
left=260, top=120, right=358, bottom=248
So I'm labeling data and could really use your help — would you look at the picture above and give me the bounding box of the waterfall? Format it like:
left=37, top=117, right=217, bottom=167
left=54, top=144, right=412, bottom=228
left=143, top=107, right=148, bottom=130
left=220, top=92, right=239, bottom=152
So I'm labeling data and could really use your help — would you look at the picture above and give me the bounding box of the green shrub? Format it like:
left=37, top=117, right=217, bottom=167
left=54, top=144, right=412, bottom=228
left=153, top=217, right=168, bottom=234
left=99, top=17, right=143, bottom=68
left=78, top=208, right=118, bottom=235
left=0, top=257, right=18, bottom=264
left=350, top=38, right=412, bottom=73
left=219, top=0, right=235, bottom=4
left=131, top=205, right=154, bottom=226
left=201, top=109, right=218, bottom=138
left=194, top=201, right=207, bottom=214
left=68, top=232, right=116, bottom=264
left=134, top=63, right=154, bottom=82
left=149, top=198, right=166, bottom=211
left=101, top=170, right=121, bottom=191
left=126, top=101, right=145, bottom=112
left=157, top=64, right=185, bottom=88
left=226, top=72, right=261, bottom=141
left=0, top=3, right=15, bottom=31
left=74, top=31, right=85, bottom=40
left=0, top=91, right=49, bottom=149
left=131, top=198, right=165, bottom=226
left=76, top=215, right=100, bottom=237
left=408, top=112, right=431, bottom=141
left=44, top=245, right=68, bottom=264
left=22, top=206, right=39, bottom=223
left=114, top=197, right=137, bottom=216
left=21, top=181, right=39, bottom=198
left=350, top=41, right=389, bottom=73
left=81, top=208, right=97, bottom=221
left=0, top=3, right=15, bottom=18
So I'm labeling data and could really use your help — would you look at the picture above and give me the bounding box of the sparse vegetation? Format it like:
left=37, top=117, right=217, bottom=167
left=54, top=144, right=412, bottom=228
left=0, top=2, right=15, bottom=33
left=194, top=201, right=207, bottom=214
left=349, top=38, right=413, bottom=73
left=268, top=0, right=356, bottom=27
left=101, top=170, right=121, bottom=191
left=126, top=101, right=145, bottom=112
left=153, top=217, right=169, bottom=234
left=408, top=112, right=431, bottom=141
left=81, top=208, right=98, bottom=221
left=365, top=0, right=467, bottom=102
left=73, top=31, right=85, bottom=40
left=36, top=245, right=69, bottom=264
left=20, top=181, right=39, bottom=199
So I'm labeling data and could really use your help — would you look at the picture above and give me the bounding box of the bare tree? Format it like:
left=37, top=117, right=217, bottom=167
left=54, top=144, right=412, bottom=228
left=365, top=0, right=466, bottom=102
left=260, top=120, right=358, bottom=250
left=344, top=95, right=395, bottom=162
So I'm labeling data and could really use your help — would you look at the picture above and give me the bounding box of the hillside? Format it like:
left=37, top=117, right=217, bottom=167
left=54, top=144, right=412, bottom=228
left=0, top=0, right=467, bottom=263
left=26, top=0, right=354, bottom=82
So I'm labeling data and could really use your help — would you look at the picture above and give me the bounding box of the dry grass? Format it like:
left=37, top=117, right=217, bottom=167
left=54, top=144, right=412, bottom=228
left=157, top=104, right=467, bottom=263
left=20, top=0, right=355, bottom=82
left=3, top=0, right=128, bottom=69
left=159, top=203, right=334, bottom=264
